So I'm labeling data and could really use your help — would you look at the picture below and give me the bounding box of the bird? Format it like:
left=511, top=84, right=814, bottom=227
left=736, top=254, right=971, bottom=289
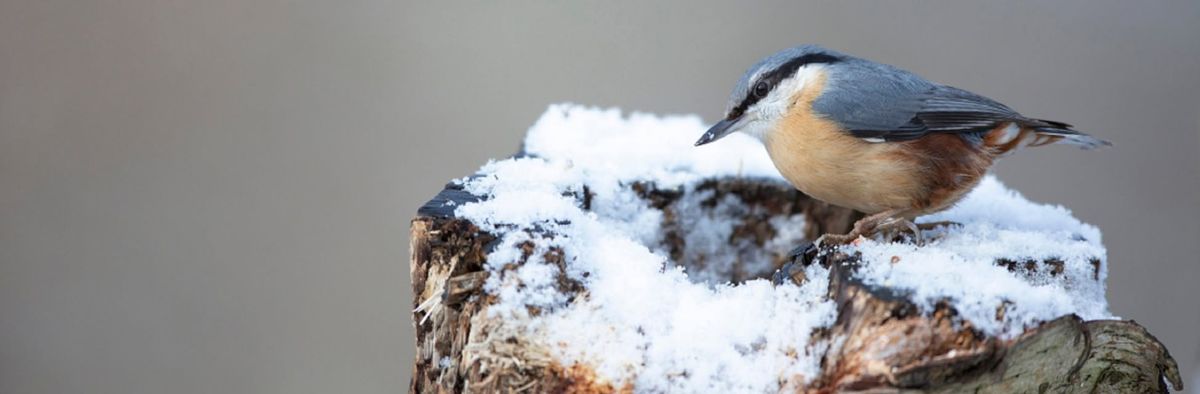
left=694, top=45, right=1109, bottom=245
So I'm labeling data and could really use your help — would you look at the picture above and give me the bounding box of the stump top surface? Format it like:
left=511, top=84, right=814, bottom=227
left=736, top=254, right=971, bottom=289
left=409, top=105, right=1153, bottom=393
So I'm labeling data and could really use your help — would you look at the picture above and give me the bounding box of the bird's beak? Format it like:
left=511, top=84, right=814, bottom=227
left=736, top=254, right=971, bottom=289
left=694, top=116, right=746, bottom=146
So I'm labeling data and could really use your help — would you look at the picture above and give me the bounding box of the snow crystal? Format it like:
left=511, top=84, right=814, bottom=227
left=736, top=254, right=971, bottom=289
left=451, top=103, right=1112, bottom=392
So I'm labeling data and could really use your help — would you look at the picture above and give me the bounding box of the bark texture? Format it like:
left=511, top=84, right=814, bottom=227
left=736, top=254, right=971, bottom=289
left=409, top=179, right=1181, bottom=393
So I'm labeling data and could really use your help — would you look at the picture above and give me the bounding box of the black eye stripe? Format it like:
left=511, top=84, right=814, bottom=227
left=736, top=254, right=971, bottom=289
left=727, top=53, right=841, bottom=120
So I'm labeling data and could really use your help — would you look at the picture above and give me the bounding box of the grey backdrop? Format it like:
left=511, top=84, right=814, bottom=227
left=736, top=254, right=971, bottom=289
left=2, top=1, right=1197, bottom=393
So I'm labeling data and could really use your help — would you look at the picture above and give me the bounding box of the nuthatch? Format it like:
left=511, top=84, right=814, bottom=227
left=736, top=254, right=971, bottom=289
left=695, top=45, right=1109, bottom=245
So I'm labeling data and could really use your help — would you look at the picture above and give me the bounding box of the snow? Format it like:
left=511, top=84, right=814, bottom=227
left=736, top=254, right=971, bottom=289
left=667, top=188, right=810, bottom=284
left=521, top=104, right=781, bottom=187
left=849, top=177, right=1111, bottom=337
left=451, top=103, right=1111, bottom=392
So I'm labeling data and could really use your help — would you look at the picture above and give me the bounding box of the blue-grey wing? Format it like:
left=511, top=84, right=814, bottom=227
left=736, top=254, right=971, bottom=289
left=915, top=86, right=1024, bottom=133
left=813, top=62, right=1026, bottom=141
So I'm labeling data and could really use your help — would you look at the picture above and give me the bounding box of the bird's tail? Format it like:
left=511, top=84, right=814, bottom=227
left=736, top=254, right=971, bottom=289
left=1023, top=118, right=1112, bottom=150
left=983, top=119, right=1110, bottom=157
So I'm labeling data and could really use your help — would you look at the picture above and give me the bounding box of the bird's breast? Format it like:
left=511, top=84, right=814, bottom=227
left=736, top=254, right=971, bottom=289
left=764, top=105, right=926, bottom=214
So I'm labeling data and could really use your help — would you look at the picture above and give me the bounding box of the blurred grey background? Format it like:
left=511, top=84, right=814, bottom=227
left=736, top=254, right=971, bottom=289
left=2, top=1, right=1197, bottom=393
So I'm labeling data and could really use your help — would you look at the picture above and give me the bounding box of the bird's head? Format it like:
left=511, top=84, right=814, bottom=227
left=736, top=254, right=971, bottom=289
left=695, top=45, right=846, bottom=146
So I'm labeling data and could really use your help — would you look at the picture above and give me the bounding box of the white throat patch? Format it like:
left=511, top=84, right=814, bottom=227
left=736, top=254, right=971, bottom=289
left=739, top=65, right=826, bottom=142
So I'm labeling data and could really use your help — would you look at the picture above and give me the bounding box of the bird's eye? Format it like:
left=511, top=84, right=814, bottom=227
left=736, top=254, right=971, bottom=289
left=753, top=81, right=770, bottom=98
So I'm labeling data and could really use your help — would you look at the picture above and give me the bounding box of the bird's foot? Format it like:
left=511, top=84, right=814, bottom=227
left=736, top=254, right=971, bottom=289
left=916, top=220, right=962, bottom=231
left=813, top=210, right=897, bottom=247
left=907, top=220, right=963, bottom=244
left=876, top=217, right=924, bottom=245
left=814, top=232, right=862, bottom=247
left=816, top=215, right=960, bottom=248
left=874, top=219, right=964, bottom=245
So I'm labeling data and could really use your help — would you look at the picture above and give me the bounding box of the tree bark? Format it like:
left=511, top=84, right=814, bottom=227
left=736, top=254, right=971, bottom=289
left=409, top=179, right=1182, bottom=393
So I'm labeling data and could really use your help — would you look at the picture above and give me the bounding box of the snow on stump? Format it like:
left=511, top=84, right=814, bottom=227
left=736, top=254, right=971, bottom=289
left=409, top=105, right=1181, bottom=393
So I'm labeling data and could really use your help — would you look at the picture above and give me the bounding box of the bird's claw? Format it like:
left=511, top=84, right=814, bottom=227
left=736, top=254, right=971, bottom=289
left=876, top=217, right=924, bottom=245
left=815, top=219, right=960, bottom=247
left=916, top=220, right=962, bottom=231
left=814, top=233, right=859, bottom=247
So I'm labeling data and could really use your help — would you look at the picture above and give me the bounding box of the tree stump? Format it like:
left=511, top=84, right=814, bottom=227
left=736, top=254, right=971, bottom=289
left=409, top=177, right=1181, bottom=393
